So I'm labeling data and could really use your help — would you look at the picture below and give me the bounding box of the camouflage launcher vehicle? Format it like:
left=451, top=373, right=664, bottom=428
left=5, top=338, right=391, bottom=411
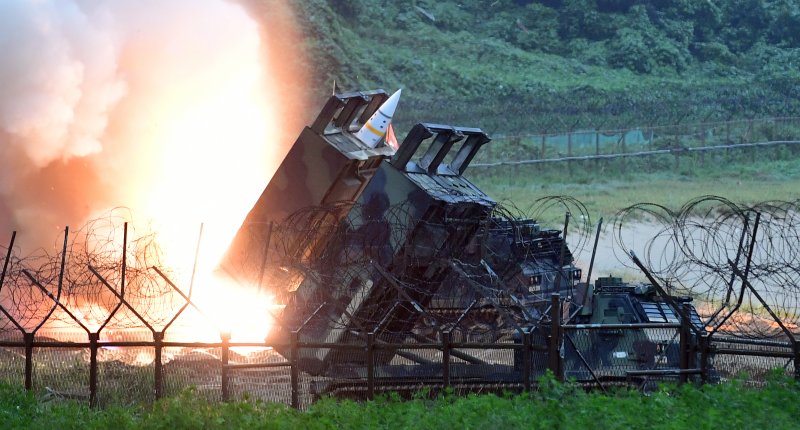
left=222, top=90, right=712, bottom=393
left=562, top=276, right=712, bottom=385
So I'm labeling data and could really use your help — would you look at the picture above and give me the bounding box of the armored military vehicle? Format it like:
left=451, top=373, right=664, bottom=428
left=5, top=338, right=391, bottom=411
left=222, top=90, right=712, bottom=393
left=562, top=276, right=708, bottom=384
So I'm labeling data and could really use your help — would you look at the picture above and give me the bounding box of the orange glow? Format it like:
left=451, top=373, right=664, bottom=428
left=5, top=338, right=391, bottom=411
left=116, top=13, right=278, bottom=345
left=71, top=303, right=104, bottom=333
left=133, top=38, right=274, bottom=271
left=133, top=38, right=279, bottom=344
left=190, top=273, right=281, bottom=343
left=22, top=1, right=311, bottom=356
left=105, top=2, right=309, bottom=347
left=696, top=302, right=799, bottom=334
left=93, top=2, right=304, bottom=347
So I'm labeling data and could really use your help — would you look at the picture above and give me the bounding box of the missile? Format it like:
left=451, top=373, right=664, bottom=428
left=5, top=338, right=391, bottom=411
left=355, top=89, right=401, bottom=148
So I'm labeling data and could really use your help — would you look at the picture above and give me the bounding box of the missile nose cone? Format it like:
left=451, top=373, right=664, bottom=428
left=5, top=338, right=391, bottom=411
left=381, top=89, right=401, bottom=116
left=355, top=89, right=402, bottom=149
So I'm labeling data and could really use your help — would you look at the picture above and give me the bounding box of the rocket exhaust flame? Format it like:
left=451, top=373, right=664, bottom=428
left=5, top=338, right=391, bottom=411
left=0, top=0, right=309, bottom=350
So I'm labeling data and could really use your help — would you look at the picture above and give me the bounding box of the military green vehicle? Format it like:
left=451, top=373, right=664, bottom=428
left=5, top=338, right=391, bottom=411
left=223, top=90, right=713, bottom=394
left=561, top=276, right=708, bottom=384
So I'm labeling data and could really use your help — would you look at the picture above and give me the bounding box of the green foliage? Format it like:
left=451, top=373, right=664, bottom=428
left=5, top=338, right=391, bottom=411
left=0, top=383, right=135, bottom=430
left=293, top=0, right=800, bottom=136
left=607, top=28, right=654, bottom=73
left=2, top=376, right=800, bottom=429
left=557, top=0, right=614, bottom=41
left=767, top=1, right=800, bottom=46
left=300, top=0, right=800, bottom=77
left=510, top=4, right=561, bottom=52
left=138, top=388, right=302, bottom=430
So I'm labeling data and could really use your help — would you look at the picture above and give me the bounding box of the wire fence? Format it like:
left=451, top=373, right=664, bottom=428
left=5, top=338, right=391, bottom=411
left=397, top=90, right=800, bottom=141
left=469, top=116, right=800, bottom=177
left=0, top=295, right=793, bottom=408
left=1, top=196, right=799, bottom=408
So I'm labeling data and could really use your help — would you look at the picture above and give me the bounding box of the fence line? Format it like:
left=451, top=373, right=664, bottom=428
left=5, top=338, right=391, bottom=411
left=2, top=294, right=796, bottom=408
left=475, top=116, right=800, bottom=171
left=2, top=196, right=800, bottom=408
left=491, top=116, right=800, bottom=141
left=0, top=296, right=693, bottom=407
left=472, top=140, right=800, bottom=168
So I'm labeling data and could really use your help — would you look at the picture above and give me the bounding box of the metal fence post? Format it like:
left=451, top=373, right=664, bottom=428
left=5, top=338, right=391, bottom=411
left=679, top=309, right=689, bottom=385
left=648, top=128, right=655, bottom=171
left=154, top=332, right=164, bottom=399
left=794, top=341, right=800, bottom=381
left=291, top=331, right=299, bottom=409
left=367, top=332, right=375, bottom=400
left=89, top=332, right=99, bottom=408
left=221, top=332, right=231, bottom=402
left=522, top=329, right=531, bottom=392
left=594, top=129, right=600, bottom=173
left=567, top=131, right=573, bottom=178
left=726, top=120, right=732, bottom=143
left=726, top=120, right=732, bottom=164
left=540, top=133, right=546, bottom=160
left=750, top=131, right=756, bottom=162
left=24, top=333, right=33, bottom=391
left=442, top=330, right=451, bottom=390
left=674, top=150, right=680, bottom=170
left=699, top=333, right=709, bottom=384
left=746, top=118, right=755, bottom=162
left=549, top=294, right=562, bottom=380
left=700, top=125, right=706, bottom=167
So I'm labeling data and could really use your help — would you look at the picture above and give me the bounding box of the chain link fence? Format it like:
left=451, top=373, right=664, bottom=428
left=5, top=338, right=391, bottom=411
left=1, top=200, right=799, bottom=409
left=469, top=116, right=800, bottom=178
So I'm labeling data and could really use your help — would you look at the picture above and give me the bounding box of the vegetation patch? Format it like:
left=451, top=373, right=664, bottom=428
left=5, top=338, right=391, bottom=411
left=2, top=372, right=799, bottom=429
left=469, top=156, right=800, bottom=223
left=296, top=1, right=800, bottom=134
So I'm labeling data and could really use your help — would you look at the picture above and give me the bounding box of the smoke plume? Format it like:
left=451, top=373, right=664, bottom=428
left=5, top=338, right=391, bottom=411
left=0, top=0, right=309, bottom=254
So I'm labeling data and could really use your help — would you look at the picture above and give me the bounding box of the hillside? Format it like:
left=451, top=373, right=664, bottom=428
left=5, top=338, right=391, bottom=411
left=294, top=0, right=800, bottom=133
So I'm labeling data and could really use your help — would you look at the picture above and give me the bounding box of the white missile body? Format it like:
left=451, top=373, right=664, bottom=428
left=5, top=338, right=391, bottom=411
left=355, top=89, right=401, bottom=148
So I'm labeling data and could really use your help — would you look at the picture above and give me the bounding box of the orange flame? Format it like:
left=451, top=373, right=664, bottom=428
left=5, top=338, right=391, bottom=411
left=15, top=1, right=310, bottom=356
left=101, top=1, right=307, bottom=348
left=128, top=3, right=307, bottom=345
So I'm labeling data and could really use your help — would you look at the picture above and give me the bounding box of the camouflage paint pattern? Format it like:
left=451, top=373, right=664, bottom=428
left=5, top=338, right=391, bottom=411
left=274, top=123, right=497, bottom=374
left=563, top=277, right=704, bottom=382
left=219, top=90, right=707, bottom=383
left=221, top=90, right=395, bottom=286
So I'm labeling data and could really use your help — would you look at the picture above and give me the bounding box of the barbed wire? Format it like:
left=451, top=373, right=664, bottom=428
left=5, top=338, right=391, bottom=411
left=1, top=197, right=798, bottom=343
left=0, top=209, right=184, bottom=331
left=612, top=196, right=800, bottom=339
left=263, top=198, right=583, bottom=347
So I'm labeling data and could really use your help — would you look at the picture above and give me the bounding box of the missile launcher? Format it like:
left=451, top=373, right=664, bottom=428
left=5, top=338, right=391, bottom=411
left=223, top=89, right=711, bottom=392
left=221, top=90, right=396, bottom=285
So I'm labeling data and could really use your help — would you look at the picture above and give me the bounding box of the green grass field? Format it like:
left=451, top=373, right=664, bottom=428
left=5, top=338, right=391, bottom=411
left=469, top=157, right=800, bottom=224
left=3, top=373, right=799, bottom=429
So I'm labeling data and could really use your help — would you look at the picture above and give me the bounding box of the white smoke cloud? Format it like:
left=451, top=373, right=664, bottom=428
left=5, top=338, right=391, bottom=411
left=0, top=1, right=125, bottom=168
left=0, top=0, right=298, bottom=252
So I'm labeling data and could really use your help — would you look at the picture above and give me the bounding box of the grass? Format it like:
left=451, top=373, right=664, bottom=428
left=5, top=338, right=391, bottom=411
left=468, top=156, right=800, bottom=225
left=2, top=372, right=800, bottom=429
